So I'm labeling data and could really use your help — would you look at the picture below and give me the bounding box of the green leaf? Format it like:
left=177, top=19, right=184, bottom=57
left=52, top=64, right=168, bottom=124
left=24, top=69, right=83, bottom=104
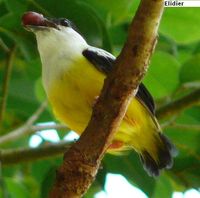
left=0, top=26, right=33, bottom=59
left=41, top=166, right=57, bottom=198
left=152, top=175, right=173, bottom=198
left=4, top=0, right=28, bottom=14
left=166, top=110, right=200, bottom=150
left=0, top=12, right=18, bottom=30
left=193, top=41, right=200, bottom=55
left=23, top=176, right=39, bottom=198
left=176, top=43, right=198, bottom=64
left=179, top=54, right=200, bottom=83
left=7, top=76, right=38, bottom=118
left=31, top=158, right=62, bottom=184
left=34, top=0, right=103, bottom=47
left=160, top=8, right=200, bottom=44
left=104, top=153, right=156, bottom=197
left=76, top=0, right=112, bottom=52
left=164, top=109, right=200, bottom=189
left=83, top=0, right=134, bottom=25
left=185, top=106, right=200, bottom=123
left=109, top=24, right=127, bottom=53
left=156, top=34, right=178, bottom=56
left=5, top=177, right=29, bottom=198
left=0, top=1, right=8, bottom=17
left=34, top=78, right=57, bottom=122
left=143, top=51, right=180, bottom=99
left=172, top=156, right=200, bottom=189
left=34, top=78, right=46, bottom=102
left=26, top=58, right=41, bottom=80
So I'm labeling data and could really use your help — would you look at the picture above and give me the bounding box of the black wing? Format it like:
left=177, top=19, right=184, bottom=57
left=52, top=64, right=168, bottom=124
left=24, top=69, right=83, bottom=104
left=82, top=47, right=155, bottom=115
left=136, top=83, right=155, bottom=114
left=82, top=46, right=115, bottom=75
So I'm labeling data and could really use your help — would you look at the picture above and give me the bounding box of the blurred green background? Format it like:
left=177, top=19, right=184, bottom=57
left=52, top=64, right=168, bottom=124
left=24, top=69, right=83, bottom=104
left=0, top=0, right=200, bottom=197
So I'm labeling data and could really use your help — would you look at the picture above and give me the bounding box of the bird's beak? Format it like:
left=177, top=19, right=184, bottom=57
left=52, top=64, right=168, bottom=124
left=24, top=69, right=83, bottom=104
left=22, top=11, right=60, bottom=32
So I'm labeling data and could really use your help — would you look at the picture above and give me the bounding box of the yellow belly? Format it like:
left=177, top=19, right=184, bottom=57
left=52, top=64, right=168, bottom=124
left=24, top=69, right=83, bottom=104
left=47, top=57, right=158, bottom=154
left=48, top=58, right=105, bottom=132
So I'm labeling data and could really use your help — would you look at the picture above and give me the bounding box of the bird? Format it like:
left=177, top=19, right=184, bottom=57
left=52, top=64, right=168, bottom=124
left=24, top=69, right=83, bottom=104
left=22, top=11, right=177, bottom=177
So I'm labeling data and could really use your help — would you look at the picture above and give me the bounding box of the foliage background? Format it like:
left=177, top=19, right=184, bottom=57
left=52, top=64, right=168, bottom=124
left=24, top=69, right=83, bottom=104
left=0, top=0, right=200, bottom=197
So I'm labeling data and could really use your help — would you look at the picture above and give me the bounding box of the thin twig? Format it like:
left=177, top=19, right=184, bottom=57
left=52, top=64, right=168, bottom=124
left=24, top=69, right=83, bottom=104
left=166, top=123, right=200, bottom=131
left=176, top=81, right=200, bottom=94
left=1, top=89, right=200, bottom=164
left=0, top=123, right=67, bottom=145
left=31, top=124, right=68, bottom=132
left=1, top=83, right=200, bottom=145
left=0, top=46, right=16, bottom=124
left=182, top=81, right=200, bottom=89
left=0, top=162, right=9, bottom=198
left=157, top=89, right=200, bottom=120
left=1, top=122, right=200, bottom=165
left=26, top=101, right=48, bottom=125
left=0, top=101, right=48, bottom=144
left=0, top=141, right=72, bottom=165
left=161, top=116, right=178, bottom=129
left=0, top=38, right=10, bottom=53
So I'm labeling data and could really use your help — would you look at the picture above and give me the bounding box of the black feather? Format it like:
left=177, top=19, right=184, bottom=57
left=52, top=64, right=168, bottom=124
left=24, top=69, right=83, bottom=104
left=83, top=47, right=114, bottom=74
left=137, top=83, right=155, bottom=115
left=140, top=133, right=177, bottom=177
left=140, top=151, right=159, bottom=177
left=83, top=47, right=177, bottom=176
left=82, top=47, right=155, bottom=114
left=159, top=133, right=178, bottom=160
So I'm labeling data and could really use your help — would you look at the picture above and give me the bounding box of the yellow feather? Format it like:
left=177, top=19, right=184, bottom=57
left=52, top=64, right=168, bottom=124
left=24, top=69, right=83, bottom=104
left=47, top=57, right=159, bottom=160
left=34, top=25, right=175, bottom=175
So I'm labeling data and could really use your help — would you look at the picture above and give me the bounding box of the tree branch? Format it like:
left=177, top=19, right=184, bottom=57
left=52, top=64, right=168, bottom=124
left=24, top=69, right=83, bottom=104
left=166, top=123, right=200, bottom=131
left=0, top=162, right=9, bottom=198
left=1, top=88, right=200, bottom=165
left=0, top=101, right=47, bottom=144
left=1, top=123, right=199, bottom=165
left=0, top=37, right=10, bottom=53
left=31, top=124, right=68, bottom=132
left=50, top=1, right=164, bottom=197
left=0, top=46, right=16, bottom=124
left=156, top=89, right=200, bottom=120
left=1, top=87, right=199, bottom=146
left=0, top=141, right=71, bottom=165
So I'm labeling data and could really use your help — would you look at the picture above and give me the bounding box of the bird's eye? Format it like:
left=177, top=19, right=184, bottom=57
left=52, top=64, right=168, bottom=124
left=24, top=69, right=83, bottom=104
left=60, top=19, right=70, bottom=27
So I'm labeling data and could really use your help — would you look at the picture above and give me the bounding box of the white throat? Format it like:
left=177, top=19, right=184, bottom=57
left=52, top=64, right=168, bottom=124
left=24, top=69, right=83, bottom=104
left=35, top=27, right=88, bottom=92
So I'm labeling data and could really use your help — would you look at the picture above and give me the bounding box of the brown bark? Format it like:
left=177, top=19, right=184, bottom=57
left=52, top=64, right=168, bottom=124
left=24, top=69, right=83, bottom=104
left=0, top=141, right=71, bottom=164
left=50, top=0, right=165, bottom=197
left=157, top=89, right=200, bottom=120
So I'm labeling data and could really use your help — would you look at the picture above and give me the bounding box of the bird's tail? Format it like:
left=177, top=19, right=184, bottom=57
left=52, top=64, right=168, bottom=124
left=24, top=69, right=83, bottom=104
left=139, top=132, right=177, bottom=177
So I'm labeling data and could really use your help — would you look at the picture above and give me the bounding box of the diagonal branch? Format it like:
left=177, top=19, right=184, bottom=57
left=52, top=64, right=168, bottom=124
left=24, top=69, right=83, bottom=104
left=0, top=37, right=10, bottom=53
left=1, top=88, right=200, bottom=165
left=0, top=101, right=47, bottom=144
left=0, top=141, right=71, bottom=165
left=157, top=89, right=200, bottom=120
left=0, top=46, right=16, bottom=124
left=1, top=87, right=199, bottom=145
left=166, top=123, right=200, bottom=131
left=50, top=1, right=165, bottom=197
